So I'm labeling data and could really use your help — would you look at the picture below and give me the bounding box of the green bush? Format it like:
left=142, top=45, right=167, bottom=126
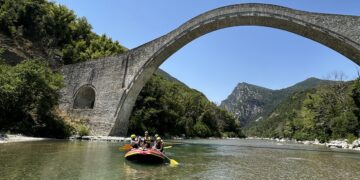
left=346, top=134, right=357, bottom=144
left=193, top=121, right=211, bottom=138
left=222, top=132, right=236, bottom=138
left=78, top=125, right=89, bottom=137
left=293, top=132, right=313, bottom=141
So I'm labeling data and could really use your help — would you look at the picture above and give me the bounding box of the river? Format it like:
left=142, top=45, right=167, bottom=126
left=0, top=139, right=359, bottom=179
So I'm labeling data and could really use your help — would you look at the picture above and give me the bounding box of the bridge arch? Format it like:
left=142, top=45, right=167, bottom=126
left=73, top=85, right=96, bottom=109
left=109, top=3, right=360, bottom=136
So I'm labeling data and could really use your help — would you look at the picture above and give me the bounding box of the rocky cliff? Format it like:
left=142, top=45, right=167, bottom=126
left=220, top=83, right=274, bottom=126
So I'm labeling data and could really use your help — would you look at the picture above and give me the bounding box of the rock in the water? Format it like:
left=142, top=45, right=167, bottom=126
left=351, top=139, right=360, bottom=148
left=326, top=140, right=348, bottom=149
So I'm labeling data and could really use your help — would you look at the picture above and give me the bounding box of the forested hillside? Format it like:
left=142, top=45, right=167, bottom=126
left=129, top=72, right=244, bottom=138
left=245, top=79, right=360, bottom=142
left=0, top=0, right=126, bottom=66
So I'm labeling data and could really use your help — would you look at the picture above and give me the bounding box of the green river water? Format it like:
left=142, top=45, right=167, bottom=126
left=0, top=139, right=359, bottom=180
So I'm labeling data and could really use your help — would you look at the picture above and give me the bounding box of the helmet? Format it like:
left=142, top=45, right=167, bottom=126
left=156, top=137, right=161, bottom=141
left=130, top=134, right=136, bottom=138
left=155, top=134, right=159, bottom=137
left=145, top=131, right=148, bottom=134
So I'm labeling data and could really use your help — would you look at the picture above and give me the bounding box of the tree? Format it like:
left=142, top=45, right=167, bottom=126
left=0, top=60, right=72, bottom=137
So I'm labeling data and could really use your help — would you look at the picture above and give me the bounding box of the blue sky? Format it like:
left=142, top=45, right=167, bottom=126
left=54, top=0, right=360, bottom=103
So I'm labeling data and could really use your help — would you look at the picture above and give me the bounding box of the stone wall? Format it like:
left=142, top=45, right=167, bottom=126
left=59, top=55, right=129, bottom=135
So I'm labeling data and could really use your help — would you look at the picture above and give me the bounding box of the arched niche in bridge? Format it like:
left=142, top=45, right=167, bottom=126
left=73, top=85, right=96, bottom=109
left=109, top=3, right=360, bottom=136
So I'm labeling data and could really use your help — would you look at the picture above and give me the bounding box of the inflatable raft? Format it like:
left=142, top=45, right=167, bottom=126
left=124, top=148, right=165, bottom=163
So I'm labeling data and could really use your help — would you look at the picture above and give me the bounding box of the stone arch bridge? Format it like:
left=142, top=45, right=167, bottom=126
left=59, top=3, right=360, bottom=136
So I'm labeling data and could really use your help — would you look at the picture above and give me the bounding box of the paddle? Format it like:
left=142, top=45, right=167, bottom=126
left=118, top=144, right=133, bottom=151
left=163, top=146, right=172, bottom=149
left=163, top=153, right=179, bottom=167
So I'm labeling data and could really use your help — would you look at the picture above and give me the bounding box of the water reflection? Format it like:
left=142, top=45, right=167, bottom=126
left=122, top=161, right=169, bottom=180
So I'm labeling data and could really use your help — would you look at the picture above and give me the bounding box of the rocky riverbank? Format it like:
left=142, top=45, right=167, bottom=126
left=0, top=134, right=52, bottom=143
left=324, top=140, right=360, bottom=150
left=295, top=139, right=360, bottom=151
left=246, top=137, right=360, bottom=151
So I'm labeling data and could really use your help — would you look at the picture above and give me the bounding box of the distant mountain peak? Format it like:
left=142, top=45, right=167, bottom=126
left=306, top=77, right=320, bottom=80
left=235, top=82, right=272, bottom=90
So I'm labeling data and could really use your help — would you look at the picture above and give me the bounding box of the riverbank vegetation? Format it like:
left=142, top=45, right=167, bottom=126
left=245, top=78, right=360, bottom=143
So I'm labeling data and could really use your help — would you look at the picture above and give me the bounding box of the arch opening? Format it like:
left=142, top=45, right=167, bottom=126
left=73, top=86, right=96, bottom=109
left=110, top=4, right=360, bottom=136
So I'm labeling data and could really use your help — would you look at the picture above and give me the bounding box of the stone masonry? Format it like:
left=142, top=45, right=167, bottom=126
left=59, top=3, right=360, bottom=136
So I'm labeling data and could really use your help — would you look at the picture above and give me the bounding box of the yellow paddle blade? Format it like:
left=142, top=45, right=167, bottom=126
left=163, top=146, right=172, bottom=149
left=169, top=159, right=179, bottom=167
left=118, top=144, right=132, bottom=151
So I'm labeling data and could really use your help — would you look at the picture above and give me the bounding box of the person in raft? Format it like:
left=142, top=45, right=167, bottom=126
left=142, top=131, right=152, bottom=149
left=130, top=134, right=139, bottom=149
left=154, top=134, right=159, bottom=141
left=153, top=137, right=164, bottom=152
left=151, top=134, right=159, bottom=147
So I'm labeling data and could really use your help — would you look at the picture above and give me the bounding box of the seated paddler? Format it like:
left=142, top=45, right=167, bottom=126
left=153, top=136, right=164, bottom=152
left=142, top=131, right=151, bottom=149
left=130, top=134, right=139, bottom=149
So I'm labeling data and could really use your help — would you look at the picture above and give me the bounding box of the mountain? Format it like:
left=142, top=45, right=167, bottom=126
left=220, top=83, right=274, bottom=126
left=220, top=78, right=337, bottom=127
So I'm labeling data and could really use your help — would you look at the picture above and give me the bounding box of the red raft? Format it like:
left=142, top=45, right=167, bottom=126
left=124, top=148, right=165, bottom=163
